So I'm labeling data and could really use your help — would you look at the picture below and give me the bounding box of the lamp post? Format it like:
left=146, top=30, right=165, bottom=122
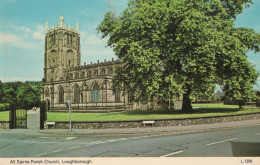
left=65, top=101, right=72, bottom=131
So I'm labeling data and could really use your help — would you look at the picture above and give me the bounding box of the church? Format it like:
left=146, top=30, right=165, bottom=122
left=41, top=15, right=181, bottom=111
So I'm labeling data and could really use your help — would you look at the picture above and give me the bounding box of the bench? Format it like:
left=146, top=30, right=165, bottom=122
left=46, top=121, right=55, bottom=129
left=143, top=120, right=155, bottom=127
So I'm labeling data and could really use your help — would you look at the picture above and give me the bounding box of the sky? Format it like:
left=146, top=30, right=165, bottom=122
left=0, top=0, right=259, bottom=89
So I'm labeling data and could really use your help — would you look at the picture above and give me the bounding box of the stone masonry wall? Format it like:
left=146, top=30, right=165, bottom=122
left=0, top=121, right=9, bottom=129
left=50, top=113, right=260, bottom=129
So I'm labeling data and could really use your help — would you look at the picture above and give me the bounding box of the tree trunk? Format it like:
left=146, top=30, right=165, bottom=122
left=182, top=86, right=193, bottom=113
left=238, top=100, right=243, bottom=109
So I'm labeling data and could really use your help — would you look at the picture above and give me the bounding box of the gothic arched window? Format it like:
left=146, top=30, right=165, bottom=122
left=81, top=72, right=85, bottom=78
left=94, top=70, right=98, bottom=76
left=58, top=86, right=64, bottom=104
left=67, top=33, right=69, bottom=45
left=70, top=34, right=73, bottom=45
left=74, top=72, right=79, bottom=79
left=101, top=69, right=106, bottom=75
left=92, top=83, right=99, bottom=103
left=87, top=71, right=92, bottom=77
left=108, top=68, right=113, bottom=75
left=73, top=84, right=80, bottom=103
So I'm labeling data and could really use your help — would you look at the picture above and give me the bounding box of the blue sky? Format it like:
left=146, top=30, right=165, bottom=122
left=0, top=0, right=259, bottom=90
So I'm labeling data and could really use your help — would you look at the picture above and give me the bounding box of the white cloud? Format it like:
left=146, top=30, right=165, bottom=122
left=80, top=32, right=115, bottom=62
left=81, top=42, right=116, bottom=64
left=23, top=33, right=29, bottom=38
left=0, top=32, right=39, bottom=50
left=10, top=24, right=32, bottom=33
left=0, top=24, right=45, bottom=50
left=10, top=24, right=45, bottom=41
left=106, top=0, right=117, bottom=13
left=32, top=25, right=45, bottom=40
left=84, top=35, right=106, bottom=45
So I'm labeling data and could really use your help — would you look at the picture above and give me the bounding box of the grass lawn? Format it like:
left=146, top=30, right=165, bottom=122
left=0, top=111, right=9, bottom=121
left=0, top=110, right=29, bottom=121
left=47, top=103, right=260, bottom=122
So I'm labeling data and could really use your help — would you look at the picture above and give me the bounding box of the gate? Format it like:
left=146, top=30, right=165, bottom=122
left=40, top=101, right=48, bottom=129
left=9, top=109, right=27, bottom=129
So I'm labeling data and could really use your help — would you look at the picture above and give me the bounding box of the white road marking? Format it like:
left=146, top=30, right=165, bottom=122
left=52, top=149, right=64, bottom=153
left=106, top=139, right=118, bottom=142
left=67, top=146, right=81, bottom=150
left=66, top=137, right=77, bottom=140
left=207, top=138, right=238, bottom=146
left=255, top=133, right=260, bottom=135
left=36, top=153, right=47, bottom=157
left=95, top=141, right=107, bottom=144
left=160, top=150, right=183, bottom=157
left=90, top=141, right=106, bottom=144
left=118, top=138, right=128, bottom=141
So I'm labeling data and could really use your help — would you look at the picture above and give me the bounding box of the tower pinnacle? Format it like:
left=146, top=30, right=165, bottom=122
left=77, top=20, right=79, bottom=31
left=60, top=14, right=64, bottom=26
left=46, top=20, right=48, bottom=32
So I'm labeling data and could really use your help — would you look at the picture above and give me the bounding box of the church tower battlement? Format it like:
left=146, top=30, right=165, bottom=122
left=44, top=15, right=81, bottom=83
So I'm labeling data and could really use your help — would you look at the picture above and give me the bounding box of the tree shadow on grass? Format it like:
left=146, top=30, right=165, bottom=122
left=124, top=107, right=242, bottom=116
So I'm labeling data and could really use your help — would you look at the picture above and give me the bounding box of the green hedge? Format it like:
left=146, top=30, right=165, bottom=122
left=0, top=103, right=10, bottom=111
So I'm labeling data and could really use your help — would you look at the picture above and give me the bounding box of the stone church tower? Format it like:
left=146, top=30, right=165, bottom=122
left=44, top=15, right=81, bottom=82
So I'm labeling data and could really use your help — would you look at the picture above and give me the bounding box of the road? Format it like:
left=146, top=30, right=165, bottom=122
left=0, top=124, right=259, bottom=157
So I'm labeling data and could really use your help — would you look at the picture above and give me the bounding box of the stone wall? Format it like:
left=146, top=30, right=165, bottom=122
left=0, top=121, right=9, bottom=129
left=49, top=112, right=260, bottom=129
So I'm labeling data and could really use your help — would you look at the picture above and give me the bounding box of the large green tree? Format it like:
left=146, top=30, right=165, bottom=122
left=1, top=81, right=42, bottom=110
left=18, top=85, right=40, bottom=110
left=2, top=86, right=17, bottom=110
left=0, top=81, right=3, bottom=103
left=97, top=0, right=260, bottom=112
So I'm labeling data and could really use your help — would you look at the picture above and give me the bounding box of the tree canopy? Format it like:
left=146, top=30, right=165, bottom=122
left=0, top=81, right=3, bottom=103
left=0, top=81, right=42, bottom=110
left=97, top=0, right=260, bottom=112
left=17, top=85, right=40, bottom=110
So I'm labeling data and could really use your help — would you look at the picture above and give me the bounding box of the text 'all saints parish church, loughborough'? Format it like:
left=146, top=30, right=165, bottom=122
left=41, top=15, right=182, bottom=111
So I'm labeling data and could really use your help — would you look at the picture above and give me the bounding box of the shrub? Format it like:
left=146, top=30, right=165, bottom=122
left=0, top=103, right=10, bottom=111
